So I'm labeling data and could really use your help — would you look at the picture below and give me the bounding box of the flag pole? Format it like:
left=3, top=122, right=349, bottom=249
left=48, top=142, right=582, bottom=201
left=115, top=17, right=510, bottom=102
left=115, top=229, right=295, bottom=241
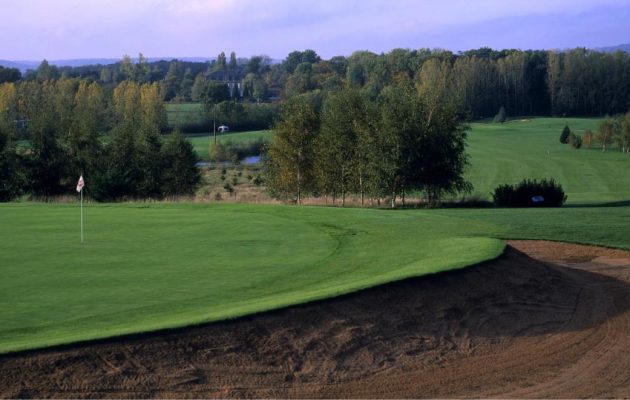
left=80, top=188, right=83, bottom=243
left=77, top=174, right=85, bottom=244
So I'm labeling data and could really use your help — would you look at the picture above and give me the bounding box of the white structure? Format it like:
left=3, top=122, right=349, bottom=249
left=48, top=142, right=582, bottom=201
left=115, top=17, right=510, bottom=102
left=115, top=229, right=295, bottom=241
left=218, top=125, right=230, bottom=133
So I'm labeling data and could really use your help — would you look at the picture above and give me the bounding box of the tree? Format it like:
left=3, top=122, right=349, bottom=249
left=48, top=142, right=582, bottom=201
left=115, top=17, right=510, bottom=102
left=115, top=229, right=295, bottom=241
left=0, top=121, right=25, bottom=201
left=164, top=61, right=183, bottom=100
left=316, top=89, right=364, bottom=205
left=560, top=124, right=571, bottom=144
left=136, top=83, right=166, bottom=197
left=67, top=81, right=104, bottom=179
left=266, top=94, right=320, bottom=203
left=203, top=81, right=230, bottom=105
left=179, top=68, right=194, bottom=100
left=35, top=60, right=59, bottom=81
left=0, top=66, right=21, bottom=83
left=22, top=80, right=68, bottom=198
left=215, top=52, right=227, bottom=71
left=596, top=117, right=616, bottom=151
left=568, top=132, right=582, bottom=149
left=228, top=51, right=237, bottom=72
left=160, top=130, right=201, bottom=197
left=582, top=129, right=593, bottom=148
left=618, top=112, right=630, bottom=153
left=191, top=73, right=207, bottom=102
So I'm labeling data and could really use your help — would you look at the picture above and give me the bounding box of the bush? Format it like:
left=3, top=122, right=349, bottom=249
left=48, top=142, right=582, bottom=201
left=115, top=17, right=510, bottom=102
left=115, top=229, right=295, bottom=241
left=560, top=124, right=571, bottom=144
left=569, top=133, right=582, bottom=149
left=493, top=178, right=567, bottom=207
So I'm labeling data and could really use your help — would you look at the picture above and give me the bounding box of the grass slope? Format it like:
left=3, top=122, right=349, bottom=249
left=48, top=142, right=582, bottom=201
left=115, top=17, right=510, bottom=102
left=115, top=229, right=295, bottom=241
left=466, top=118, right=630, bottom=203
left=0, top=203, right=502, bottom=353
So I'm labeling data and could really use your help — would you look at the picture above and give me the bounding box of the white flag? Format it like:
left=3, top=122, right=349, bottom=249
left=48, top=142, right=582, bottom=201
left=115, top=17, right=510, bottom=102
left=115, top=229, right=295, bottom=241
left=76, top=175, right=85, bottom=193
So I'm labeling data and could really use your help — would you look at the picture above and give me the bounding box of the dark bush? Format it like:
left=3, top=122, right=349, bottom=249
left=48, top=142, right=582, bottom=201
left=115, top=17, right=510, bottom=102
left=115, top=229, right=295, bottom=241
left=560, top=124, right=571, bottom=144
left=569, top=133, right=583, bottom=149
left=493, top=178, right=567, bottom=207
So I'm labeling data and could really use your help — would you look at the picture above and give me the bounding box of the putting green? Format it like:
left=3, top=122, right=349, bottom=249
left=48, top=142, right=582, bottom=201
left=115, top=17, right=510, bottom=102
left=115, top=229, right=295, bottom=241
left=0, top=203, right=503, bottom=353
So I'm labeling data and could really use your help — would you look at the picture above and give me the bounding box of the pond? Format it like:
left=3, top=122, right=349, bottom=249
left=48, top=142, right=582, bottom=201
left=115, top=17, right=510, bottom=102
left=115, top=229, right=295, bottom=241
left=196, top=154, right=261, bottom=167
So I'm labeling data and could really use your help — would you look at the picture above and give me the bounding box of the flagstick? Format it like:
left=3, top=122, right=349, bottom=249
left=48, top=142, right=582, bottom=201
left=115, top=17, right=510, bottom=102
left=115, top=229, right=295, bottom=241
left=80, top=188, right=83, bottom=244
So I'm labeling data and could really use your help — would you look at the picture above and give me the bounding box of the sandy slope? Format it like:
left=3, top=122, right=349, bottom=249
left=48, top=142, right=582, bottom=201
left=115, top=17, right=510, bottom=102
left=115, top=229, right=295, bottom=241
left=1, top=240, right=629, bottom=398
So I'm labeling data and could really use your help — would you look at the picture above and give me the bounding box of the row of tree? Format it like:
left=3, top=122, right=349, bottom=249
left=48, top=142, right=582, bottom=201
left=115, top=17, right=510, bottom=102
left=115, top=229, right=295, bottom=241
left=0, top=79, right=200, bottom=201
left=4, top=47, right=630, bottom=117
left=559, top=113, right=630, bottom=151
left=265, top=82, right=469, bottom=207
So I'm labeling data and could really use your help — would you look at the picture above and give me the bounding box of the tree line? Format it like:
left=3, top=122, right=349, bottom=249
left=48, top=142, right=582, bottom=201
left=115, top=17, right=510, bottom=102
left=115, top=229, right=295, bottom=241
left=0, top=79, right=200, bottom=201
left=3, top=47, right=630, bottom=118
left=265, top=80, right=469, bottom=207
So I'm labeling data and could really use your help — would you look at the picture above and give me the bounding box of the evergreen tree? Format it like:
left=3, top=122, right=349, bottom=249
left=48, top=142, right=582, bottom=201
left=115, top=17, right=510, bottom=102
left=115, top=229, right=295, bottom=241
left=560, top=124, right=571, bottom=144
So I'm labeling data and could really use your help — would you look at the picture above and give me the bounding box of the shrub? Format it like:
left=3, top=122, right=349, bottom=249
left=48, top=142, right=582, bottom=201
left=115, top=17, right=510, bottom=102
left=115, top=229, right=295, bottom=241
left=493, top=178, right=567, bottom=207
left=560, top=125, right=571, bottom=144
left=569, top=133, right=582, bottom=149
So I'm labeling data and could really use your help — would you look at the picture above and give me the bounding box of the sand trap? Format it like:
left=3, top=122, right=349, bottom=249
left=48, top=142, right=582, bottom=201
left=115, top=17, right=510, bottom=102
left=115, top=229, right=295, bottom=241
left=1, top=240, right=629, bottom=398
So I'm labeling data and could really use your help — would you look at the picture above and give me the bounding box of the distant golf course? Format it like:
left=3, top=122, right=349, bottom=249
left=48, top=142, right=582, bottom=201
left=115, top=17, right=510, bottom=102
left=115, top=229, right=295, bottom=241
left=466, top=118, right=630, bottom=203
left=2, top=117, right=629, bottom=354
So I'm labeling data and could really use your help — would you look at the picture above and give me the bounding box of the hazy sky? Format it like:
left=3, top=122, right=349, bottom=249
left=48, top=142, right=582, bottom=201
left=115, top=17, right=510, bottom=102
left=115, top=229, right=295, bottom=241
left=2, top=0, right=630, bottom=60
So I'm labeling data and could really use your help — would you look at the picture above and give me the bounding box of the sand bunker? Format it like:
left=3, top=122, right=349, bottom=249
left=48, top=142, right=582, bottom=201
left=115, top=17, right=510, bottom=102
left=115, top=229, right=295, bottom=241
left=1, top=240, right=630, bottom=398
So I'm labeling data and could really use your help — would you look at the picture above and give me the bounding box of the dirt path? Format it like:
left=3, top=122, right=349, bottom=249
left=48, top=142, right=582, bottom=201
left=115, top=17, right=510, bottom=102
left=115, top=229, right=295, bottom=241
left=1, top=240, right=630, bottom=398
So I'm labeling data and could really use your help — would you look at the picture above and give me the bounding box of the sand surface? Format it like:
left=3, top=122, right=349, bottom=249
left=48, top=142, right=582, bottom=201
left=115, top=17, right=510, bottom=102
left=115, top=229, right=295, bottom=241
left=1, top=240, right=629, bottom=398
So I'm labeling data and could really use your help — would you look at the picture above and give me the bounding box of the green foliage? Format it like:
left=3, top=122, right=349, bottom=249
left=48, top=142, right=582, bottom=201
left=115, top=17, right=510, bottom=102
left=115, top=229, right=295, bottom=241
left=208, top=138, right=266, bottom=162
left=0, top=133, right=25, bottom=201
left=596, top=116, right=617, bottom=151
left=560, top=124, right=571, bottom=143
left=268, top=84, right=471, bottom=207
left=492, top=178, right=566, bottom=207
left=569, top=132, right=582, bottom=149
left=266, top=94, right=321, bottom=203
left=160, top=130, right=200, bottom=196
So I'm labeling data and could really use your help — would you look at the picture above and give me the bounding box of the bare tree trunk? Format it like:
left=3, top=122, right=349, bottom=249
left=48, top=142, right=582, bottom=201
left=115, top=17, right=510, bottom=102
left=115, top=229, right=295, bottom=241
left=359, top=172, right=364, bottom=207
left=391, top=190, right=396, bottom=208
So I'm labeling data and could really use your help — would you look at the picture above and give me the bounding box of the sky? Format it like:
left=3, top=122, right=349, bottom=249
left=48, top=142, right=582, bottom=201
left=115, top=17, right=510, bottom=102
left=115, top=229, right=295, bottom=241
left=2, top=0, right=630, bottom=61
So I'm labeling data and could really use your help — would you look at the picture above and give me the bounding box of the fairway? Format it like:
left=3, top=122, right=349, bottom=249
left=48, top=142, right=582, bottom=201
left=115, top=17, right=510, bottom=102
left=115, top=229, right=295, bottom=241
left=186, top=130, right=271, bottom=160
left=466, top=118, right=630, bottom=203
left=0, top=203, right=503, bottom=353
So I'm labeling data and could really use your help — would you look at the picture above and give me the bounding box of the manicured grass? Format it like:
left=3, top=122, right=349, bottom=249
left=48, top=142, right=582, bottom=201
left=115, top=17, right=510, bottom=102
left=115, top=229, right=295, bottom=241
left=466, top=117, right=630, bottom=203
left=0, top=203, right=503, bottom=354
left=186, top=130, right=271, bottom=160
left=2, top=201, right=630, bottom=354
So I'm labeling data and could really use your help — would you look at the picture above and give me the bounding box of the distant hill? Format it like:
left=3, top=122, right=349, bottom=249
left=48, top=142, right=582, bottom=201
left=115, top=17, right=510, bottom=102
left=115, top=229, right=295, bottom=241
left=0, top=57, right=217, bottom=73
left=593, top=43, right=630, bottom=53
